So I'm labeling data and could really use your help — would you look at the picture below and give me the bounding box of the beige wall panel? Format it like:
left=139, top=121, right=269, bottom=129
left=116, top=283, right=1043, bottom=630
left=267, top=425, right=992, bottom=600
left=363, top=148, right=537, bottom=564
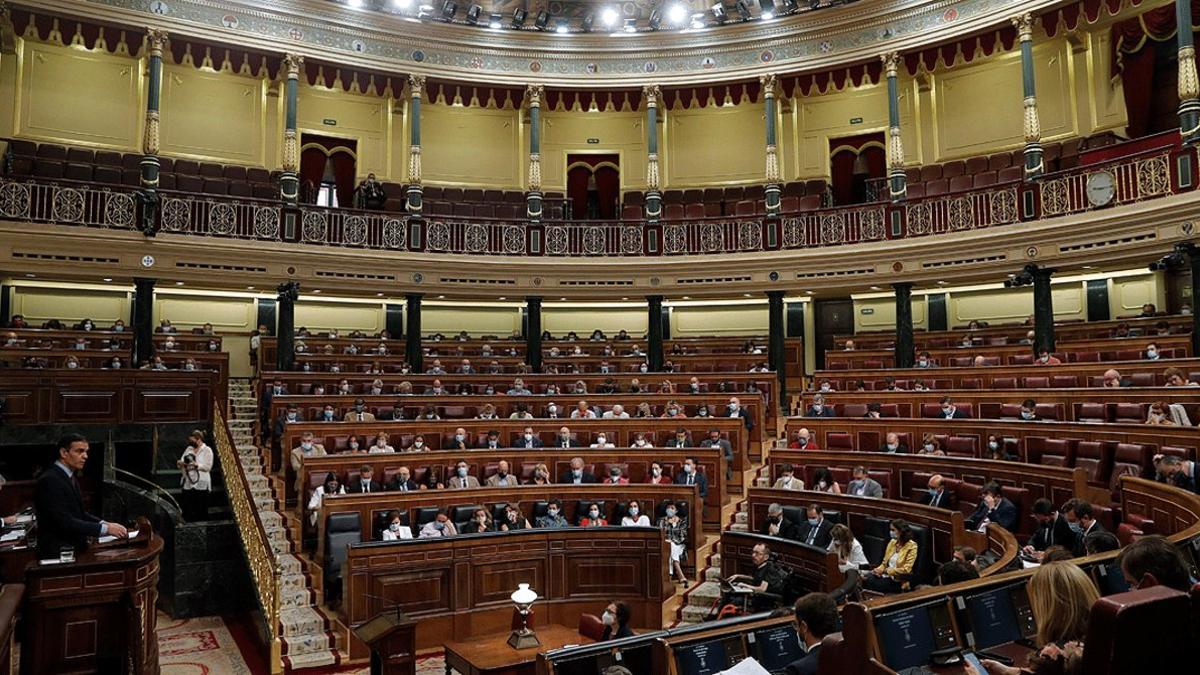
left=933, top=42, right=1073, bottom=161
left=795, top=84, right=891, bottom=179
left=12, top=286, right=129, bottom=324
left=0, top=54, right=17, bottom=137
left=666, top=104, right=766, bottom=186
left=1110, top=273, right=1163, bottom=315
left=542, top=111, right=646, bottom=192
left=294, top=302, right=383, bottom=334
left=1082, top=30, right=1129, bottom=134
left=949, top=283, right=1084, bottom=326
left=17, top=42, right=141, bottom=149
left=672, top=305, right=768, bottom=337
left=423, top=305, right=520, bottom=336
left=160, top=65, right=266, bottom=165
left=423, top=105, right=520, bottom=187
left=154, top=294, right=256, bottom=331
left=543, top=308, right=648, bottom=335
left=297, top=87, right=389, bottom=180
left=853, top=297, right=929, bottom=332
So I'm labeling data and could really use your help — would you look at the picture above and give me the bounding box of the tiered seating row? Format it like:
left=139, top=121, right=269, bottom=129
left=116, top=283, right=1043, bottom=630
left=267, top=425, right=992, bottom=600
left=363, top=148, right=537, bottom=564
left=836, top=315, right=1192, bottom=351
left=824, top=334, right=1192, bottom=370
left=811, top=357, right=1200, bottom=390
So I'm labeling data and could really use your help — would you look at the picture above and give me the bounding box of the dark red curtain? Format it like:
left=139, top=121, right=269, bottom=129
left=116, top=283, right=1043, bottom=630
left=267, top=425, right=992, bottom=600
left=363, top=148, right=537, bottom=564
left=593, top=166, right=619, bottom=219
left=828, top=133, right=886, bottom=205
left=329, top=152, right=356, bottom=208
left=299, top=148, right=327, bottom=205
left=567, top=166, right=592, bottom=220
left=1111, top=1, right=1200, bottom=138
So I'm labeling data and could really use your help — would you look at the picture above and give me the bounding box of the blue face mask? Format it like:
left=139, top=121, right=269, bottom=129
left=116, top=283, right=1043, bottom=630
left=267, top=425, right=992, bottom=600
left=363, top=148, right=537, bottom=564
left=1068, top=521, right=1083, bottom=534
left=807, top=518, right=820, bottom=526
left=890, top=532, right=899, bottom=540
left=928, top=488, right=939, bottom=497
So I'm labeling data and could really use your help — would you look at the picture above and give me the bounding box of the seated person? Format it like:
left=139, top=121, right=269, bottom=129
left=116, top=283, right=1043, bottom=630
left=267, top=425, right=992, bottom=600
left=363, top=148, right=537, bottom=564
left=1023, top=498, right=1074, bottom=561
left=787, top=428, right=818, bottom=450
left=603, top=465, right=628, bottom=484
left=725, top=543, right=787, bottom=610
left=937, top=559, right=979, bottom=585
left=862, top=519, right=917, bottom=593
left=590, top=433, right=615, bottom=449
left=486, top=460, right=519, bottom=487
left=580, top=504, right=608, bottom=527
left=786, top=593, right=838, bottom=675
left=673, top=457, right=707, bottom=498
left=307, top=472, right=344, bottom=526
left=446, top=428, right=472, bottom=451
left=497, top=503, right=530, bottom=531
left=1018, top=398, right=1039, bottom=421
left=404, top=434, right=427, bottom=452
left=602, top=404, right=629, bottom=419
left=810, top=467, right=841, bottom=494
left=760, top=502, right=800, bottom=540
left=646, top=461, right=670, bottom=484
left=348, top=465, right=382, bottom=494
left=381, top=510, right=413, bottom=540
left=526, top=463, right=552, bottom=486
left=369, top=432, right=395, bottom=453
left=1063, top=499, right=1105, bottom=557
left=559, top=456, right=597, bottom=483
left=939, top=396, right=970, bottom=418
left=463, top=508, right=494, bottom=534
left=1035, top=349, right=1061, bottom=365
left=846, top=466, right=882, bottom=498
left=918, top=434, right=945, bottom=455
left=919, top=474, right=955, bottom=509
left=630, top=432, right=654, bottom=449
left=419, top=510, right=457, bottom=538
left=536, top=499, right=569, bottom=528
left=601, top=600, right=634, bottom=641
left=447, top=460, right=480, bottom=489
left=773, top=463, right=805, bottom=491
left=796, top=504, right=834, bottom=548
left=344, top=398, right=375, bottom=422
left=621, top=500, right=650, bottom=526
left=805, top=395, right=835, bottom=417
left=879, top=432, right=908, bottom=453
left=965, top=482, right=1018, bottom=532
left=1153, top=454, right=1198, bottom=493
left=388, top=466, right=420, bottom=492
left=1117, top=534, right=1193, bottom=592
left=481, top=430, right=503, bottom=450
left=986, top=435, right=1017, bottom=461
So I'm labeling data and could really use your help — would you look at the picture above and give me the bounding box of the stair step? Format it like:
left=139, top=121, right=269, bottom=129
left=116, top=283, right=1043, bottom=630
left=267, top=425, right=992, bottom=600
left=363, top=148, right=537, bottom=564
left=734, top=512, right=748, bottom=524
left=283, top=650, right=337, bottom=670
left=729, top=523, right=749, bottom=532
left=705, top=566, right=723, bottom=582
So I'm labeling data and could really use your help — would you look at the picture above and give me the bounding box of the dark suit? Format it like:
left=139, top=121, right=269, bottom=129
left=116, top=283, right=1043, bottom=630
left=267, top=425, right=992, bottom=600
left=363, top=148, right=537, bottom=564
left=918, top=488, right=956, bottom=510
left=966, top=497, right=1018, bottom=532
left=1071, top=521, right=1107, bottom=557
left=389, top=478, right=420, bottom=492
left=806, top=406, right=836, bottom=418
left=664, top=438, right=693, bottom=448
left=785, top=645, right=821, bottom=675
left=674, top=470, right=708, bottom=499
left=34, top=464, right=103, bottom=558
left=879, top=443, right=910, bottom=454
left=942, top=408, right=971, bottom=419
left=558, top=471, right=598, bottom=484
left=348, top=478, right=383, bottom=494
left=797, top=518, right=834, bottom=548
left=1029, top=513, right=1075, bottom=552
left=516, top=437, right=544, bottom=449
left=724, top=407, right=755, bottom=431
left=553, top=438, right=580, bottom=449
left=760, top=517, right=801, bottom=541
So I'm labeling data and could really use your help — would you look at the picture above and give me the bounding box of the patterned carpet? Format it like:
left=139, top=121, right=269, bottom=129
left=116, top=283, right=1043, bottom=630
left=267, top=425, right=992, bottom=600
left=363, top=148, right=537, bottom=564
left=158, top=613, right=447, bottom=675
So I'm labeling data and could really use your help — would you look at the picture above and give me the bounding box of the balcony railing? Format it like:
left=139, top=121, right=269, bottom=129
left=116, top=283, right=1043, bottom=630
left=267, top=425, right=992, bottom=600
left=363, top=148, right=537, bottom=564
left=0, top=142, right=1192, bottom=257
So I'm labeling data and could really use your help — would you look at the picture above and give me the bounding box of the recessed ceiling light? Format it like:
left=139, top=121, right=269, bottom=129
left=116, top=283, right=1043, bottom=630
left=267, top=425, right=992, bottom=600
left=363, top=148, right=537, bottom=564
left=743, top=293, right=752, bottom=297
left=936, top=280, right=947, bottom=285
left=437, top=295, right=445, bottom=299
left=681, top=296, right=690, bottom=300
left=560, top=297, right=567, bottom=301
left=621, top=297, right=629, bottom=301
left=246, top=286, right=255, bottom=290
left=1081, top=265, right=1094, bottom=270
left=312, top=289, right=322, bottom=293
left=870, top=286, right=881, bottom=291
left=24, top=273, right=35, bottom=278
left=376, top=292, right=385, bottom=297
left=498, top=296, right=507, bottom=300
left=102, top=278, right=113, bottom=282
left=805, top=290, right=814, bottom=295
left=175, top=281, right=184, bottom=286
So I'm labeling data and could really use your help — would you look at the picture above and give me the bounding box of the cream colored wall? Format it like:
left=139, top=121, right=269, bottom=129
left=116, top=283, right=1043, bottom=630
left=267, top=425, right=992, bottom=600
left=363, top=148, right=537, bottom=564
left=541, top=110, right=647, bottom=192
left=794, top=81, right=898, bottom=180
left=853, top=296, right=929, bottom=333
left=153, top=292, right=258, bottom=376
left=424, top=305, right=521, bottom=336
left=543, top=307, right=648, bottom=335
left=9, top=38, right=143, bottom=150
left=297, top=85, right=394, bottom=180
left=293, top=300, right=385, bottom=335
left=160, top=64, right=268, bottom=166
left=422, top=104, right=521, bottom=188
left=10, top=285, right=130, bottom=324
left=1109, top=272, right=1167, bottom=317
left=671, top=304, right=769, bottom=337
left=665, top=103, right=767, bottom=186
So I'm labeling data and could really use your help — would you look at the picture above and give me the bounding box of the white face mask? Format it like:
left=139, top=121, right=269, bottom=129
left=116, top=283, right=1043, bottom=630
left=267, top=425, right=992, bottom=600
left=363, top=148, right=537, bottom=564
left=602, top=611, right=615, bottom=626
left=629, top=506, right=638, bottom=516
left=389, top=523, right=402, bottom=533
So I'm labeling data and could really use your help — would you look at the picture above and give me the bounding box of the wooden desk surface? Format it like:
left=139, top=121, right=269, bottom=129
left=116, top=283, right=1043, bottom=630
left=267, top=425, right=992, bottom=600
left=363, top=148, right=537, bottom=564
left=443, top=624, right=589, bottom=675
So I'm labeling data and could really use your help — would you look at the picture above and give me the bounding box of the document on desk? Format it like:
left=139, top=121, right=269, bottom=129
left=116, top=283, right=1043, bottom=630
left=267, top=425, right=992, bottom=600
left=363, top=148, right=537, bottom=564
left=719, top=657, right=771, bottom=675
left=98, top=529, right=139, bottom=544
left=0, top=531, right=22, bottom=542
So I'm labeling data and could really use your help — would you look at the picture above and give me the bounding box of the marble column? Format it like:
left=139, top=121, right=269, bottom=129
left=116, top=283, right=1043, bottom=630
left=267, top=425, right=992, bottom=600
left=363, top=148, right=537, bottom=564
left=132, top=278, right=156, bottom=368
left=1013, top=13, right=1044, bottom=179
left=280, top=54, right=303, bottom=206
left=1032, top=267, right=1056, bottom=355
left=406, top=75, right=426, bottom=215
left=275, top=282, right=299, bottom=371
left=140, top=29, right=167, bottom=191
left=405, top=293, right=423, bottom=372
left=643, top=85, right=663, bottom=221
left=1177, top=0, right=1200, bottom=144
left=647, top=295, right=664, bottom=371
left=762, top=74, right=782, bottom=216
left=893, top=283, right=915, bottom=369
left=526, top=85, right=544, bottom=221
left=767, top=290, right=788, bottom=414
left=882, top=52, right=907, bottom=202
left=526, top=296, right=543, bottom=372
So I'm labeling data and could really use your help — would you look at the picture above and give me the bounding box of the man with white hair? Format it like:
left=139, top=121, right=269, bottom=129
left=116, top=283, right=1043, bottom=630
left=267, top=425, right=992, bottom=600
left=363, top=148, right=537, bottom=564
left=602, top=404, right=629, bottom=419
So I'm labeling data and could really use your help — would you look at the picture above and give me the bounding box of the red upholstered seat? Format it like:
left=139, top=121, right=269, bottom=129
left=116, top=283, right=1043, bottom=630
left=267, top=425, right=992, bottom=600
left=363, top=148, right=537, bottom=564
left=1115, top=522, right=1144, bottom=546
left=704, top=202, right=723, bottom=217
left=1079, top=587, right=1191, bottom=675
left=965, top=156, right=989, bottom=174
left=993, top=377, right=1017, bottom=389
left=1022, top=376, right=1049, bottom=388
left=974, top=170, right=999, bottom=187
left=925, top=178, right=948, bottom=196
left=663, top=189, right=685, bottom=204
left=867, top=470, right=891, bottom=497
left=1076, top=403, right=1108, bottom=422
left=1051, top=375, right=1079, bottom=388
left=1037, top=438, right=1073, bottom=467
left=948, top=175, right=973, bottom=193
left=919, top=165, right=942, bottom=182
left=999, top=403, right=1022, bottom=419
left=664, top=203, right=685, bottom=220
left=735, top=200, right=757, bottom=216
left=798, top=194, right=822, bottom=211
left=781, top=182, right=804, bottom=198
left=826, top=433, right=854, bottom=451
left=942, top=160, right=966, bottom=178
left=1074, top=441, right=1112, bottom=486
left=578, top=613, right=605, bottom=641
left=987, top=152, right=1013, bottom=171
left=960, top=378, right=982, bottom=389
left=1113, top=403, right=1145, bottom=423
left=998, top=165, right=1024, bottom=182
left=1110, top=443, right=1151, bottom=492
left=684, top=203, right=705, bottom=219
left=1034, top=403, right=1060, bottom=420
left=840, top=404, right=867, bottom=417
left=778, top=196, right=799, bottom=213
left=906, top=183, right=925, bottom=198
left=1128, top=372, right=1155, bottom=386
left=223, top=165, right=247, bottom=181
left=945, top=436, right=976, bottom=457
left=621, top=205, right=642, bottom=220
left=1074, top=351, right=1101, bottom=362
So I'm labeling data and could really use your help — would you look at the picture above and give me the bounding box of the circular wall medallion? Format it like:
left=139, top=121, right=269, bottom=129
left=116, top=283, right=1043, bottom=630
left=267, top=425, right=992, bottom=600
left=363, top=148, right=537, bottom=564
left=1181, top=221, right=1194, bottom=235
left=141, top=255, right=156, bottom=268
left=768, top=271, right=780, bottom=282
left=530, top=61, right=542, bottom=72
left=892, top=262, right=904, bottom=272
left=221, top=14, right=239, bottom=29
left=286, top=266, right=296, bottom=275
left=760, top=50, right=774, bottom=63
left=1026, top=246, right=1039, bottom=259
left=650, top=277, right=661, bottom=286
left=643, top=61, right=657, bottom=73
left=943, top=8, right=959, bottom=21
left=412, top=49, right=426, bottom=62
left=412, top=272, right=424, bottom=283
left=351, top=39, right=366, bottom=53
left=700, top=57, right=716, bottom=69
left=288, top=27, right=304, bottom=40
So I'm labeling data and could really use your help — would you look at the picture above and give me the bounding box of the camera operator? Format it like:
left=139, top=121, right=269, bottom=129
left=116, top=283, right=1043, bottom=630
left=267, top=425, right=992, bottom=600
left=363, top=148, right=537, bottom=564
left=177, top=429, right=214, bottom=522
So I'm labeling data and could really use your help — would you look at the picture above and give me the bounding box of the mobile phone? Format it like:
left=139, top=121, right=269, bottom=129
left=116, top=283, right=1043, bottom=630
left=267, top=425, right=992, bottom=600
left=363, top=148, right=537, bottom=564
left=962, top=652, right=989, bottom=674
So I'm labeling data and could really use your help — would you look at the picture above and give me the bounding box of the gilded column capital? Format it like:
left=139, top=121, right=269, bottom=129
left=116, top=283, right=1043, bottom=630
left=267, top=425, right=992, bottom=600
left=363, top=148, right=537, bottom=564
left=1180, top=46, right=1200, bottom=103
left=760, top=73, right=777, bottom=99
left=881, top=51, right=901, bottom=78
left=525, top=84, right=544, bottom=108
left=283, top=53, right=304, bottom=80
left=408, top=74, right=425, bottom=99
left=642, top=84, right=661, bottom=108
left=1011, top=13, right=1035, bottom=42
left=144, top=27, right=168, bottom=57
left=528, top=153, right=542, bottom=192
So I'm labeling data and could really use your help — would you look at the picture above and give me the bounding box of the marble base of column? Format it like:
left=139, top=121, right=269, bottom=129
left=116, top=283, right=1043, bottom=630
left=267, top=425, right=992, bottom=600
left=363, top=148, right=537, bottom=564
left=1023, top=142, right=1044, bottom=180
left=888, top=170, right=907, bottom=203
left=764, top=185, right=781, bottom=216
left=405, top=294, right=423, bottom=373
left=647, top=295, right=664, bottom=372
left=1179, top=99, right=1200, bottom=146
left=1032, top=270, right=1056, bottom=355
left=280, top=172, right=299, bottom=207
left=893, top=283, right=915, bottom=369
left=526, top=297, right=543, bottom=372
left=645, top=192, right=662, bottom=222
left=132, top=278, right=156, bottom=368
left=406, top=185, right=424, bottom=216
left=525, top=192, right=543, bottom=222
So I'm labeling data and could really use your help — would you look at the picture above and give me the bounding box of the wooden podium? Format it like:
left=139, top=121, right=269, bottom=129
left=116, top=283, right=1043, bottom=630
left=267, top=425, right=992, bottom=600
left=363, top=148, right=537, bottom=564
left=20, top=517, right=163, bottom=675
left=352, top=609, right=417, bottom=675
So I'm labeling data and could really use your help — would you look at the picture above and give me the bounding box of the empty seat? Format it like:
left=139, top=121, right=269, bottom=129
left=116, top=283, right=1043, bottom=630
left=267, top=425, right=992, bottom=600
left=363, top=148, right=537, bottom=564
left=66, top=147, right=94, bottom=164
left=743, top=185, right=765, bottom=200
left=998, top=165, right=1024, bottom=182
left=64, top=163, right=93, bottom=182
left=452, top=202, right=473, bottom=217
left=158, top=173, right=176, bottom=190
left=723, top=186, right=745, bottom=202
left=925, top=178, right=948, bottom=196
left=1110, top=443, right=1150, bottom=492
left=987, top=152, right=1013, bottom=171
left=663, top=189, right=684, bottom=204
left=973, top=171, right=998, bottom=188
left=735, top=200, right=757, bottom=216
left=798, top=194, right=822, bottom=211
left=803, top=180, right=827, bottom=198
left=664, top=203, right=685, bottom=220
left=247, top=167, right=270, bottom=183
left=36, top=144, right=67, bottom=160
left=198, top=162, right=223, bottom=178
left=682, top=188, right=703, bottom=204
left=93, top=166, right=122, bottom=185
left=778, top=196, right=799, bottom=213
left=203, top=178, right=228, bottom=195
left=781, top=182, right=805, bottom=198
left=704, top=202, right=722, bottom=217
left=227, top=182, right=252, bottom=198
left=1073, top=441, right=1111, bottom=486
left=942, top=160, right=966, bottom=178
left=992, top=377, right=1017, bottom=389
left=684, top=203, right=705, bottom=219
left=472, top=204, right=494, bottom=218
left=442, top=187, right=463, bottom=201
left=463, top=188, right=484, bottom=202
left=965, top=156, right=989, bottom=174
left=1079, top=587, right=1191, bottom=675
left=623, top=191, right=644, bottom=207
left=1022, top=376, right=1049, bottom=388
left=620, top=205, right=642, bottom=220
left=906, top=183, right=925, bottom=199
left=1050, top=375, right=1079, bottom=388
left=1039, top=439, right=1073, bottom=467
left=32, top=159, right=65, bottom=179
left=1076, top=403, right=1107, bottom=422
left=252, top=184, right=277, bottom=199
left=176, top=174, right=204, bottom=193
left=482, top=189, right=503, bottom=203
left=919, top=165, right=942, bottom=182
left=948, top=175, right=973, bottom=193
left=223, top=165, right=247, bottom=181
left=1113, top=403, right=1145, bottom=423
left=174, top=159, right=200, bottom=175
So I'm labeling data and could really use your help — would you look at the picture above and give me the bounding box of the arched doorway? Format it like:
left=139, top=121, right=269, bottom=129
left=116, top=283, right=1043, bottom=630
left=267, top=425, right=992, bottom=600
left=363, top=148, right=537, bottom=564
left=828, top=133, right=887, bottom=205
left=566, top=154, right=620, bottom=220
left=299, top=133, right=358, bottom=207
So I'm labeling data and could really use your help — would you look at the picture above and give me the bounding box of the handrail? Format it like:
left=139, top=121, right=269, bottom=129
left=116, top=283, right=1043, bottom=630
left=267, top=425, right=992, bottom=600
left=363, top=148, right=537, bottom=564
left=111, top=466, right=182, bottom=514
left=213, top=403, right=283, bottom=674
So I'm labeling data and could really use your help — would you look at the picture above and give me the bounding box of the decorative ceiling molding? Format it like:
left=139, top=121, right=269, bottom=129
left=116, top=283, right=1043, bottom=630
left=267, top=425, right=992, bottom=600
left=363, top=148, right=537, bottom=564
left=19, top=0, right=1098, bottom=86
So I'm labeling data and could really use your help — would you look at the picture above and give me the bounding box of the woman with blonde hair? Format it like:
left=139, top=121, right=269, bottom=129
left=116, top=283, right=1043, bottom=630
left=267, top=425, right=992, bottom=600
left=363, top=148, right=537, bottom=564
left=974, top=562, right=1098, bottom=675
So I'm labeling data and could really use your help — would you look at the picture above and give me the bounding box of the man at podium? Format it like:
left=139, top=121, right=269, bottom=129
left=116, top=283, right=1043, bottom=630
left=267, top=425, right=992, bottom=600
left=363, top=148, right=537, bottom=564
left=34, top=433, right=127, bottom=559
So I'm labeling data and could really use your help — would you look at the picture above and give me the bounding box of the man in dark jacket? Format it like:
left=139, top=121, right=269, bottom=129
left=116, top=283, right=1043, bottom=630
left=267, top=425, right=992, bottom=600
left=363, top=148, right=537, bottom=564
left=35, top=434, right=128, bottom=558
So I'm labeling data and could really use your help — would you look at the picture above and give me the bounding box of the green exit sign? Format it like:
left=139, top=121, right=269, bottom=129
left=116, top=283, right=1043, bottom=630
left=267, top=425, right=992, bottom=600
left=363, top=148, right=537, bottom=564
left=850, top=117, right=863, bottom=125
left=322, top=118, right=337, bottom=126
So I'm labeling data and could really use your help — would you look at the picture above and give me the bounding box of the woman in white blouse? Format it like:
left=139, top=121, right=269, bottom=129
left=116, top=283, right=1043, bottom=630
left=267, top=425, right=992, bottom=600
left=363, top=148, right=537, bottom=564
left=369, top=432, right=395, bottom=453
left=620, top=500, right=651, bottom=527
left=828, top=523, right=869, bottom=602
left=381, top=509, right=413, bottom=541
left=178, top=429, right=215, bottom=522
left=308, top=472, right=345, bottom=526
